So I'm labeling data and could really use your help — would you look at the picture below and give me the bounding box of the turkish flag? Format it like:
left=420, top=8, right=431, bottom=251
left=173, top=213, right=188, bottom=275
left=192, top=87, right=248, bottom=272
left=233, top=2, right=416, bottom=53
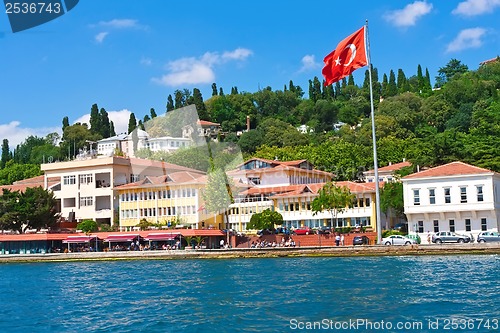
left=322, top=26, right=367, bottom=85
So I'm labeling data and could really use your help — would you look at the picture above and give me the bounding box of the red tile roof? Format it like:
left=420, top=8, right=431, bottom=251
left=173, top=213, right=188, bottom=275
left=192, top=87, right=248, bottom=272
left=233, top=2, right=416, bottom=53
left=198, top=120, right=220, bottom=126
left=403, top=161, right=494, bottom=179
left=365, top=161, right=412, bottom=174
left=115, top=171, right=206, bottom=190
left=0, top=175, right=59, bottom=193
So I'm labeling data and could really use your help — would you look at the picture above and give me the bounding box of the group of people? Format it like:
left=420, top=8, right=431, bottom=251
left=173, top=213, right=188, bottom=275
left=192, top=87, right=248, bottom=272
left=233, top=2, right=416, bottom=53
left=335, top=233, right=345, bottom=246
left=250, top=237, right=296, bottom=248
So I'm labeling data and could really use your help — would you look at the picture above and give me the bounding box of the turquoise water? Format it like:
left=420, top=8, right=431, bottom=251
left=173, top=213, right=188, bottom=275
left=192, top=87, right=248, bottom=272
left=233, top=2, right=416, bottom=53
left=0, top=255, right=499, bottom=332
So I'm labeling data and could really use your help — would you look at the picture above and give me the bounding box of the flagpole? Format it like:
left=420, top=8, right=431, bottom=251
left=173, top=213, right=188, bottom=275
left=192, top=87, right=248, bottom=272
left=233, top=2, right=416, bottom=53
left=365, top=20, right=382, bottom=244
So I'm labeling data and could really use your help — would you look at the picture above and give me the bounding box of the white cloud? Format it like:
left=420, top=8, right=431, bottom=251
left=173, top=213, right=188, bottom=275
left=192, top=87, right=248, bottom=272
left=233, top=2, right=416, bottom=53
left=140, top=57, right=152, bottom=66
left=222, top=48, right=253, bottom=61
left=452, top=0, right=500, bottom=16
left=446, top=28, right=487, bottom=52
left=74, top=109, right=131, bottom=135
left=95, top=32, right=109, bottom=43
left=299, top=55, right=319, bottom=72
left=384, top=1, right=433, bottom=27
left=0, top=121, right=60, bottom=148
left=95, top=19, right=141, bottom=29
left=152, top=48, right=252, bottom=86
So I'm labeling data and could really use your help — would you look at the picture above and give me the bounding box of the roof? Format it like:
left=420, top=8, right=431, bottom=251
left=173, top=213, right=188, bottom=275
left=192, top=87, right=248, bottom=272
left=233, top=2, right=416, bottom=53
left=198, top=120, right=220, bottom=126
left=480, top=57, right=499, bottom=66
left=97, top=134, right=128, bottom=143
left=402, top=161, right=495, bottom=180
left=0, top=229, right=225, bottom=242
left=240, top=181, right=377, bottom=198
left=364, top=161, right=412, bottom=175
left=115, top=171, right=206, bottom=190
left=0, top=175, right=59, bottom=193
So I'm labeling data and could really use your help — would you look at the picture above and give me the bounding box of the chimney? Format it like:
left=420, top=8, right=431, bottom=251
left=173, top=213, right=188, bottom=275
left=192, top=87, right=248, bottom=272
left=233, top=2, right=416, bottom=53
left=246, top=116, right=250, bottom=131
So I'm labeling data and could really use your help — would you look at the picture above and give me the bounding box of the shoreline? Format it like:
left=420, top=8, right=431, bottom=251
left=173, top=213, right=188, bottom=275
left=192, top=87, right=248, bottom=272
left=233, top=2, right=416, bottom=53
left=1, top=243, right=500, bottom=263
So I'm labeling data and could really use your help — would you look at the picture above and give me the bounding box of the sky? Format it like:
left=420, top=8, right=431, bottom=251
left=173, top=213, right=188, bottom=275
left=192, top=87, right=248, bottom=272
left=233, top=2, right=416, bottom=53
left=0, top=0, right=499, bottom=148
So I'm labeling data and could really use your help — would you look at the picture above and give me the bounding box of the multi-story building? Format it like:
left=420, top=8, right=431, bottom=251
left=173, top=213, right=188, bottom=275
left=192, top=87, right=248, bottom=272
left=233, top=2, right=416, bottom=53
left=115, top=171, right=207, bottom=229
left=402, top=161, right=500, bottom=242
left=96, top=131, right=191, bottom=158
left=363, top=160, right=412, bottom=183
left=226, top=158, right=378, bottom=232
left=41, top=156, right=202, bottom=227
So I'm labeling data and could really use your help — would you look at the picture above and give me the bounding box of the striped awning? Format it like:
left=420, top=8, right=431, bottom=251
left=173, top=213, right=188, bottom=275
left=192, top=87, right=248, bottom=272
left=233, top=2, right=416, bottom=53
left=103, top=234, right=140, bottom=243
left=62, top=236, right=99, bottom=244
left=144, top=233, right=181, bottom=241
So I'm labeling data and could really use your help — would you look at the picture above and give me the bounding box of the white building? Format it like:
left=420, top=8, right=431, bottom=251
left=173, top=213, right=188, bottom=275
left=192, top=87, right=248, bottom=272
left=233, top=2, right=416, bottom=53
left=97, top=131, right=191, bottom=158
left=364, top=160, right=411, bottom=183
left=402, top=161, right=500, bottom=243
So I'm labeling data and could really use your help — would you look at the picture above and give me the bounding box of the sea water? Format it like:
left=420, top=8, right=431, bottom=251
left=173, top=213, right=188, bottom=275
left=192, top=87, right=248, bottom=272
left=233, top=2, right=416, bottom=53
left=0, top=255, right=499, bottom=332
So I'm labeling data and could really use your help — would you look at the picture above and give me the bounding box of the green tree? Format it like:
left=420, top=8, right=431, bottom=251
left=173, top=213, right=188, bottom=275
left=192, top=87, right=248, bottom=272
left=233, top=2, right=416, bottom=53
left=311, top=182, right=356, bottom=228
left=1, top=139, right=11, bottom=169
left=150, top=108, right=157, bottom=118
left=109, top=121, right=116, bottom=137
left=380, top=182, right=405, bottom=227
left=202, top=163, right=235, bottom=243
left=89, top=103, right=101, bottom=135
left=128, top=113, right=137, bottom=134
left=166, top=95, right=175, bottom=112
left=191, top=88, right=209, bottom=120
left=62, top=116, right=70, bottom=132
left=435, top=59, right=468, bottom=87
left=211, top=83, right=218, bottom=96
left=77, top=219, right=98, bottom=234
left=387, top=70, right=398, bottom=97
left=19, top=186, right=59, bottom=231
left=247, top=209, right=284, bottom=230
left=99, top=108, right=110, bottom=138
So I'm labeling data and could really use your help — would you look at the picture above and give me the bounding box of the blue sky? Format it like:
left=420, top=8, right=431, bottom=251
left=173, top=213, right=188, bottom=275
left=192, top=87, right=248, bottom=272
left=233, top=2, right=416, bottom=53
left=0, top=0, right=499, bottom=148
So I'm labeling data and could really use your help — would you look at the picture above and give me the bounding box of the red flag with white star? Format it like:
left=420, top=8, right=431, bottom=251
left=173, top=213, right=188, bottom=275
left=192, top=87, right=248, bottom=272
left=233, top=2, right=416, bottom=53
left=322, top=26, right=367, bottom=85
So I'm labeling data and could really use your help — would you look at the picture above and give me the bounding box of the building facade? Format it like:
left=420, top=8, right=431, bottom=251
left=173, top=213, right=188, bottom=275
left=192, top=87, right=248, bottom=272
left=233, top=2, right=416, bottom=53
left=402, top=161, right=500, bottom=242
left=41, top=156, right=202, bottom=227
left=226, top=158, right=377, bottom=232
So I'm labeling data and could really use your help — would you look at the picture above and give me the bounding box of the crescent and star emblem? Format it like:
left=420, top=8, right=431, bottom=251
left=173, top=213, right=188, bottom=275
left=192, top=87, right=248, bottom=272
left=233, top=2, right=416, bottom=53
left=334, top=44, right=357, bottom=67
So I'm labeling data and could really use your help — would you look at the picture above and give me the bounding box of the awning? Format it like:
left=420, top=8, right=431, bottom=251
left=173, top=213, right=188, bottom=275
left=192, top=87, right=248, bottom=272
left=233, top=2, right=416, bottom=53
left=144, top=233, right=181, bottom=241
left=103, top=234, right=140, bottom=243
left=63, top=236, right=99, bottom=244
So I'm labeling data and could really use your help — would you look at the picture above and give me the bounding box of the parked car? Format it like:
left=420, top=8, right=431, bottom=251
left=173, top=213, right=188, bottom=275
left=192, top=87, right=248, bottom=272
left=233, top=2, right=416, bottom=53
left=476, top=231, right=500, bottom=243
left=406, top=234, right=421, bottom=244
left=382, top=235, right=417, bottom=245
left=353, top=235, right=370, bottom=245
left=315, top=226, right=332, bottom=234
left=293, top=227, right=314, bottom=235
left=432, top=231, right=471, bottom=244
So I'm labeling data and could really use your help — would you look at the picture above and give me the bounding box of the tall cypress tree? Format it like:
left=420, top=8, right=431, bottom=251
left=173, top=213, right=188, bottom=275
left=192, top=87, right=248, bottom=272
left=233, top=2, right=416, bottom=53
left=127, top=113, right=137, bottom=134
left=192, top=88, right=209, bottom=120
left=166, top=95, right=174, bottom=112
left=417, top=64, right=425, bottom=93
left=1, top=139, right=10, bottom=169
left=425, top=68, right=432, bottom=92
left=109, top=121, right=116, bottom=137
left=387, top=70, right=398, bottom=97
left=89, top=104, right=100, bottom=134
left=219, top=87, right=224, bottom=96
left=397, top=69, right=407, bottom=93
left=211, top=83, right=218, bottom=96
left=347, top=74, right=355, bottom=86
left=150, top=108, right=157, bottom=118
left=62, top=116, right=69, bottom=132
left=381, top=73, right=389, bottom=97
left=100, top=108, right=110, bottom=138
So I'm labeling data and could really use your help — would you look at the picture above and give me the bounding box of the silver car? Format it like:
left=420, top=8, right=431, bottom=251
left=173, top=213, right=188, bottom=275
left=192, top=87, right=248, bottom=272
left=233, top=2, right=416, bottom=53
left=477, top=231, right=500, bottom=243
left=382, top=235, right=417, bottom=246
left=432, top=231, right=471, bottom=243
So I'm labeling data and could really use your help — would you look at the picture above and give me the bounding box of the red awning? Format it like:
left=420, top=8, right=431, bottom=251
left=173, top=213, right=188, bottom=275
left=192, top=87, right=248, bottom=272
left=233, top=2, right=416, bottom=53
left=144, top=233, right=181, bottom=241
left=63, top=236, right=99, bottom=244
left=104, top=234, right=140, bottom=243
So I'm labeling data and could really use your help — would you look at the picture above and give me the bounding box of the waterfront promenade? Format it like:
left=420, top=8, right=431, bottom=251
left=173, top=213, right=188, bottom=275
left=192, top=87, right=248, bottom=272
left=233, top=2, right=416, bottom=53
left=1, top=243, right=500, bottom=263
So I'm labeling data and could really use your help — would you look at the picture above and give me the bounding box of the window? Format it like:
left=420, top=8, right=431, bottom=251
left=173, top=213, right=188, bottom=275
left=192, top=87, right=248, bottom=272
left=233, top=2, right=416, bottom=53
left=417, top=221, right=424, bottom=233
left=465, top=219, right=471, bottom=232
left=413, top=189, right=420, bottom=205
left=365, top=198, right=370, bottom=207
left=460, top=187, right=467, bottom=203
left=449, top=219, right=455, bottom=232
left=79, top=174, right=93, bottom=185
left=433, top=220, right=439, bottom=233
left=429, top=189, right=435, bottom=204
left=80, top=196, right=93, bottom=207
left=63, top=175, right=76, bottom=185
left=444, top=188, right=451, bottom=203
left=477, top=186, right=484, bottom=202
left=481, top=218, right=487, bottom=231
